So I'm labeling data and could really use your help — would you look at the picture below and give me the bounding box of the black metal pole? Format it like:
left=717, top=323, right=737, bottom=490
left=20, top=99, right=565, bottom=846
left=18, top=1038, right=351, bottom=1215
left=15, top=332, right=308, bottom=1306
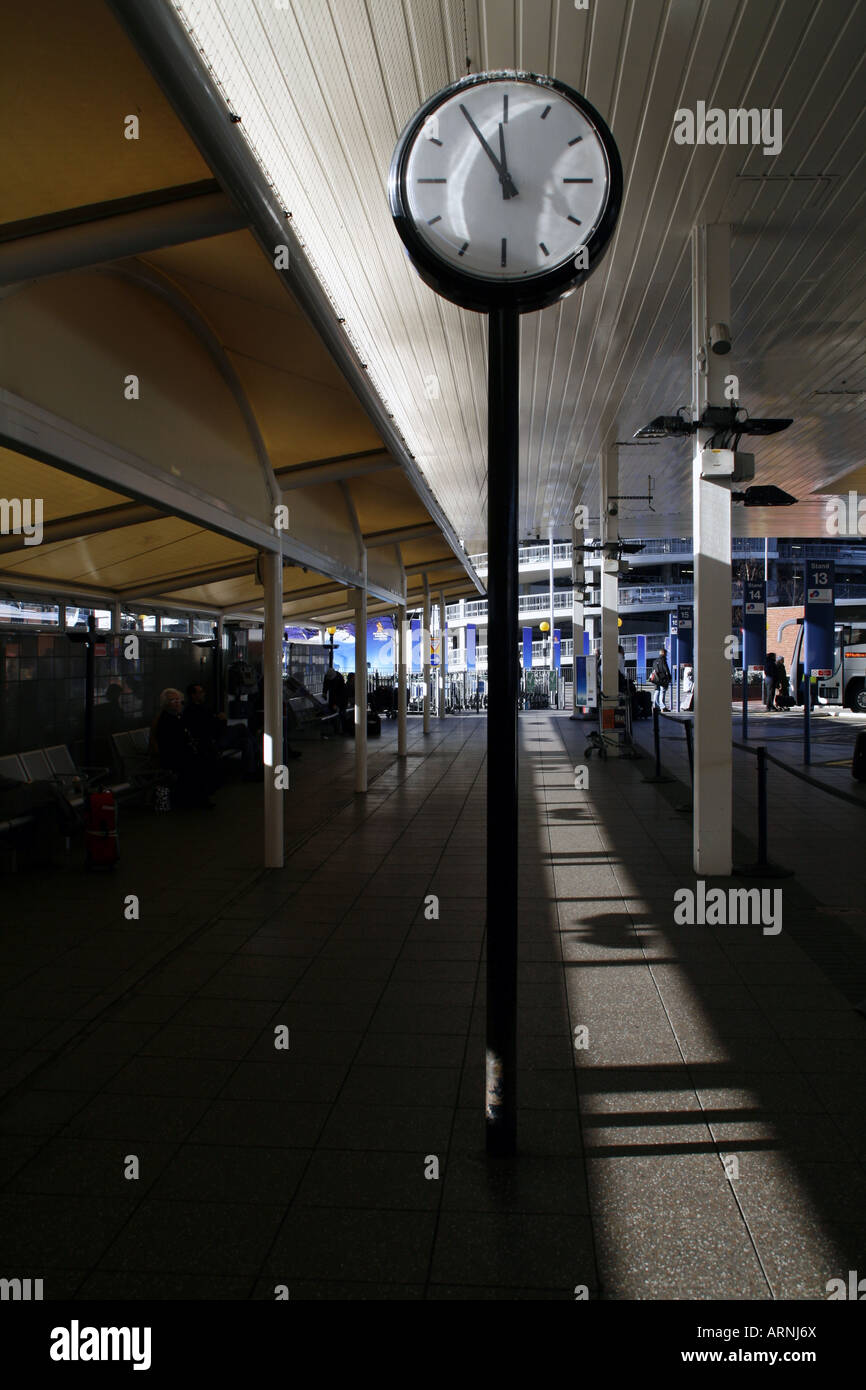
left=684, top=717, right=694, bottom=786
left=741, top=631, right=748, bottom=741
left=486, top=303, right=520, bottom=1158
left=756, top=744, right=768, bottom=866
left=652, top=704, right=662, bottom=779
left=803, top=670, right=812, bottom=766
left=84, top=613, right=96, bottom=766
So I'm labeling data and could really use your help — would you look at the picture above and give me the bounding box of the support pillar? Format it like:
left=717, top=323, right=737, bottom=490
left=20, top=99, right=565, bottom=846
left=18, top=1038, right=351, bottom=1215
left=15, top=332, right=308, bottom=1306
left=570, top=507, right=585, bottom=716
left=548, top=525, right=555, bottom=704
left=397, top=604, right=407, bottom=758
left=599, top=445, right=619, bottom=702
left=355, top=557, right=368, bottom=792
left=422, top=574, right=431, bottom=734
left=692, top=223, right=733, bottom=875
left=261, top=550, right=284, bottom=869
left=214, top=615, right=225, bottom=710
left=439, top=590, right=447, bottom=719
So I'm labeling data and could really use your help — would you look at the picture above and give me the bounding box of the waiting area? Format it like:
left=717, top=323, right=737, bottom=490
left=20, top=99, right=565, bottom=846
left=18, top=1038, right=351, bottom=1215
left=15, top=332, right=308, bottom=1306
left=1, top=712, right=864, bottom=1299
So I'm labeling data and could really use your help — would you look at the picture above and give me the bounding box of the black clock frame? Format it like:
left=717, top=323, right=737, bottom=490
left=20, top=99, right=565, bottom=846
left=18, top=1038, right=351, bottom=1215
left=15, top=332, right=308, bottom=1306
left=389, top=70, right=623, bottom=314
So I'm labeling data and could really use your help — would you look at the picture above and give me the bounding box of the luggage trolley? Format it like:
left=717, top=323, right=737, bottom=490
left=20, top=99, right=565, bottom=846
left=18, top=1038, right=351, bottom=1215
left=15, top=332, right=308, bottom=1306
left=584, top=691, right=637, bottom=760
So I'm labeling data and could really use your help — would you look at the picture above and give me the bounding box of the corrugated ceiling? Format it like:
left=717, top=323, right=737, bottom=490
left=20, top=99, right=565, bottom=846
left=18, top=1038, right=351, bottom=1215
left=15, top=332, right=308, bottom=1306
left=170, top=0, right=865, bottom=544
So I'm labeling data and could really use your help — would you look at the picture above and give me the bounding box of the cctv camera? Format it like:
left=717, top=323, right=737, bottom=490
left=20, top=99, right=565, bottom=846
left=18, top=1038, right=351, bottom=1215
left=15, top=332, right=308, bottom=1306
left=709, top=322, right=731, bottom=355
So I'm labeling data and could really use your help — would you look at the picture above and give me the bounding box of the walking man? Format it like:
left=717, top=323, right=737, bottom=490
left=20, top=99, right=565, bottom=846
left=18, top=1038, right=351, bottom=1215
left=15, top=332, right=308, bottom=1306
left=649, top=646, right=672, bottom=712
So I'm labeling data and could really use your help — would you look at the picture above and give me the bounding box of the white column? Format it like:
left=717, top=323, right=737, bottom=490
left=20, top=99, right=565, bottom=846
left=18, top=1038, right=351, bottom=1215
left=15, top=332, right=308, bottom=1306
left=397, top=604, right=407, bottom=757
left=422, top=575, right=431, bottom=734
left=548, top=525, right=555, bottom=703
left=355, top=556, right=368, bottom=793
left=692, top=223, right=733, bottom=876
left=571, top=508, right=585, bottom=714
left=261, top=550, right=284, bottom=869
left=439, top=590, right=447, bottom=719
left=599, top=445, right=619, bottom=701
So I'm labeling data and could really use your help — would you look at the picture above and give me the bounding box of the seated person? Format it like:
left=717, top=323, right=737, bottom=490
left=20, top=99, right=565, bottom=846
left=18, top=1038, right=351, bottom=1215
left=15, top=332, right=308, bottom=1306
left=152, top=688, right=219, bottom=808
left=183, top=682, right=261, bottom=781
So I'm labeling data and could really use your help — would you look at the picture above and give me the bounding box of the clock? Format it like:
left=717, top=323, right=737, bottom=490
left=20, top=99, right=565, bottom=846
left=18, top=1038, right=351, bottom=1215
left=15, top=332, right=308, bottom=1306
left=389, top=70, right=623, bottom=313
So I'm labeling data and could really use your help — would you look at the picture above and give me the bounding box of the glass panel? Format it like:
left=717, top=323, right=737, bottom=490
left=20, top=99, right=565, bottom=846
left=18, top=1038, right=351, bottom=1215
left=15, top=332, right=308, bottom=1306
left=0, top=600, right=59, bottom=626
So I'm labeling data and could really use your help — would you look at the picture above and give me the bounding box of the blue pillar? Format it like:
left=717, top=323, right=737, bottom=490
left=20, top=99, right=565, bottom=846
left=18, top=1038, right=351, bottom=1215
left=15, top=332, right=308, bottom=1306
left=742, top=581, right=767, bottom=670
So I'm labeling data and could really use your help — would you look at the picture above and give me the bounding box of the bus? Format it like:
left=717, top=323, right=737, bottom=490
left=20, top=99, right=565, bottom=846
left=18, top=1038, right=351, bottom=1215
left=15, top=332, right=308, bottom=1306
left=787, top=621, right=866, bottom=711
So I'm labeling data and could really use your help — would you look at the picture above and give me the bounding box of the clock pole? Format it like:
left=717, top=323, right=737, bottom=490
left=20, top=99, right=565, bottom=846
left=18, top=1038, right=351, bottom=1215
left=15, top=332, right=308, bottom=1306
left=485, top=302, right=520, bottom=1156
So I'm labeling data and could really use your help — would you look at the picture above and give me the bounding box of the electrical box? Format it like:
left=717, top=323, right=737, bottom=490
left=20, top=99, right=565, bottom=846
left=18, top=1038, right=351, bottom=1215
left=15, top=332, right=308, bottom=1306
left=701, top=447, right=735, bottom=477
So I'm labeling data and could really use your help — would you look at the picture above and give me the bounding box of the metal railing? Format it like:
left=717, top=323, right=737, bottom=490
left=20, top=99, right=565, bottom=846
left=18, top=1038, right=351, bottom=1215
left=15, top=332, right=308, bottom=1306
left=470, top=542, right=573, bottom=571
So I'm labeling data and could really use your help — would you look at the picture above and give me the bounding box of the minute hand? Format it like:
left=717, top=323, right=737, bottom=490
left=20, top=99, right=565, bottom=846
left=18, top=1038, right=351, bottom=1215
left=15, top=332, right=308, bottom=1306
left=459, top=103, right=518, bottom=197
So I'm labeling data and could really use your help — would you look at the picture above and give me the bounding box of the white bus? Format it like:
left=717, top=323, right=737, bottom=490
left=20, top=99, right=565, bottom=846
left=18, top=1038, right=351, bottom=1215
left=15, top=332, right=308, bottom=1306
left=787, top=621, right=866, bottom=711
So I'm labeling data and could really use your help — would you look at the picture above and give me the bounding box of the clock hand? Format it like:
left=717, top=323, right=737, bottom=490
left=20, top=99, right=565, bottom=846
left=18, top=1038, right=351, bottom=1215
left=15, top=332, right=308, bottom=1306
left=497, top=122, right=519, bottom=199
left=459, top=102, right=506, bottom=181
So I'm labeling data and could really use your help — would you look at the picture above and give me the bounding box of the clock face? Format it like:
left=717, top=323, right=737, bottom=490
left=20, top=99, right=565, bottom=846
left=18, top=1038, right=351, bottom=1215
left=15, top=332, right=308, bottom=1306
left=390, top=72, right=622, bottom=311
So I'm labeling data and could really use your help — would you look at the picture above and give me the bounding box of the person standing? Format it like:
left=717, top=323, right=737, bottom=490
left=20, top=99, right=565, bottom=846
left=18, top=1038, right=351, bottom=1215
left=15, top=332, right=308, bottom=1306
left=774, top=657, right=792, bottom=710
left=649, top=646, right=671, bottom=712
left=763, top=651, right=778, bottom=711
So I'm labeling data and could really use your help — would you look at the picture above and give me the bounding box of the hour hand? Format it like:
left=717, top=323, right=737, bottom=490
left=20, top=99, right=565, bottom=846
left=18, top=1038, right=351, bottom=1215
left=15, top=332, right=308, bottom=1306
left=497, top=123, right=519, bottom=199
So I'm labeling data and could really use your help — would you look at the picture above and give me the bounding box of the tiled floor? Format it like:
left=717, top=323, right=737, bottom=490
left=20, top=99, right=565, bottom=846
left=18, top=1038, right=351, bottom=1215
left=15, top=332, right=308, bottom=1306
left=1, top=711, right=865, bottom=1299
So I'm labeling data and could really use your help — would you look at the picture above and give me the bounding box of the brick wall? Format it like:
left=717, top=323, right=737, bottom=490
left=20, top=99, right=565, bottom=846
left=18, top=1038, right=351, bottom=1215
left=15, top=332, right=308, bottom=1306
left=767, top=606, right=804, bottom=667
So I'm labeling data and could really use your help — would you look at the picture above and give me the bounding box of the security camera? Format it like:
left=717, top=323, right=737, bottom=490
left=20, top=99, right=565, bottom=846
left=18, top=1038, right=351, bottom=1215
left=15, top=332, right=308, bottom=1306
left=709, top=322, right=731, bottom=355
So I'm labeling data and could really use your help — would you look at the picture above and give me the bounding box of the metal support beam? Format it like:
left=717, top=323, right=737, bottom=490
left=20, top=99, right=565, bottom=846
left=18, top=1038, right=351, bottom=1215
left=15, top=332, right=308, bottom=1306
left=261, top=550, right=284, bottom=868
left=277, top=450, right=397, bottom=490
left=404, top=557, right=462, bottom=576
left=0, top=184, right=245, bottom=286
left=364, top=522, right=439, bottom=548
left=0, top=501, right=163, bottom=555
left=397, top=603, right=407, bottom=758
left=355, top=559, right=368, bottom=793
left=571, top=503, right=585, bottom=715
left=599, top=446, right=619, bottom=704
left=486, top=304, right=519, bottom=1157
left=548, top=524, right=555, bottom=704
left=439, top=589, right=447, bottom=719
left=692, top=224, right=733, bottom=876
left=118, top=560, right=256, bottom=598
left=422, top=574, right=431, bottom=734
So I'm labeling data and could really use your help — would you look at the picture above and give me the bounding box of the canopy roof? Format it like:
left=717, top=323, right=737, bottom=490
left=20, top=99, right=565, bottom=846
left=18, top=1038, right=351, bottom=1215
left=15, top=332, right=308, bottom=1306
left=0, top=0, right=483, bottom=626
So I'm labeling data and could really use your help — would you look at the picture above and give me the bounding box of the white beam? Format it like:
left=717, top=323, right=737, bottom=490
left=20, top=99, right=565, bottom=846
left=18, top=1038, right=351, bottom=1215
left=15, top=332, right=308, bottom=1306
left=599, top=445, right=619, bottom=702
left=692, top=224, right=733, bottom=876
left=439, top=590, right=447, bottom=720
left=397, top=604, right=408, bottom=758
left=422, top=574, right=431, bottom=735
left=261, top=549, right=284, bottom=868
left=571, top=503, right=585, bottom=714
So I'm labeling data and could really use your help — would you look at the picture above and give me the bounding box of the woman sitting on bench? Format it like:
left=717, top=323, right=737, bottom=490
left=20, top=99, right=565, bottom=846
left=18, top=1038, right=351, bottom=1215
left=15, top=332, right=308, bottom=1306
left=151, top=689, right=219, bottom=809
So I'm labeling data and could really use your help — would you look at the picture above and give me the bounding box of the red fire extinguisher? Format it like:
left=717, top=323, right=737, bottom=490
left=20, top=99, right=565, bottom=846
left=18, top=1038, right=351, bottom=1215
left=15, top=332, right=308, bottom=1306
left=84, top=788, right=119, bottom=869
